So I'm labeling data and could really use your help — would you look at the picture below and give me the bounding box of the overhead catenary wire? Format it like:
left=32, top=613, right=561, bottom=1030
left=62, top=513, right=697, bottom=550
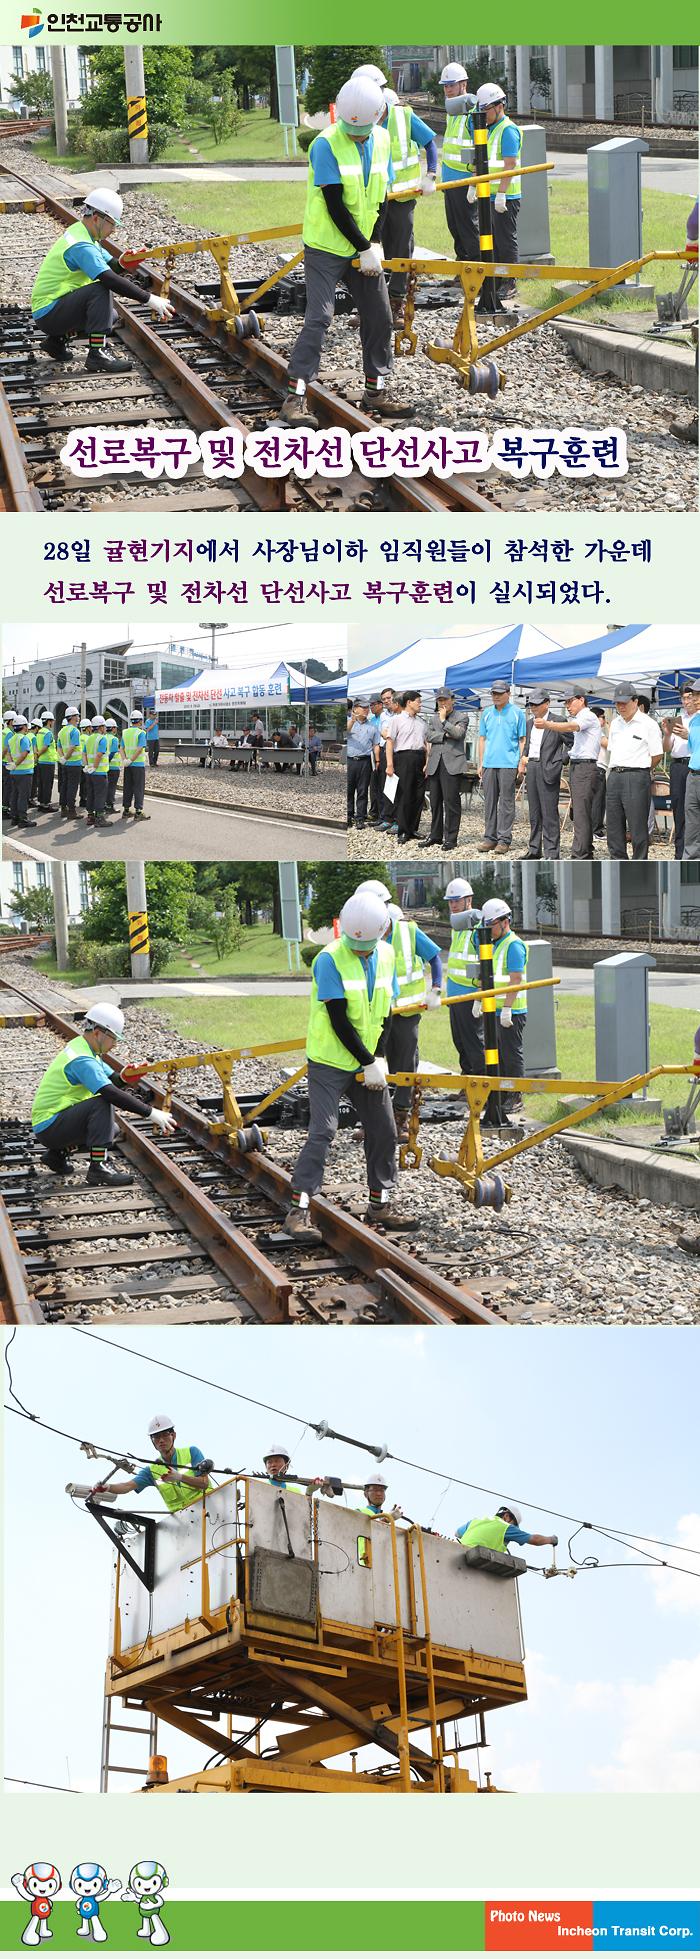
left=4, top=1328, right=699, bottom=1577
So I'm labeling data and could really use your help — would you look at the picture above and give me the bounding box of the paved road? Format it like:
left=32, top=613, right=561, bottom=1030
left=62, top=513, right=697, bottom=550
left=68, top=153, right=698, bottom=199
left=3, top=797, right=343, bottom=864
left=555, top=963, right=699, bottom=1009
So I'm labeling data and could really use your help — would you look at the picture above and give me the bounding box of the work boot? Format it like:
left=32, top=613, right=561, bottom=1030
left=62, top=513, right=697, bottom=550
left=41, top=335, right=72, bottom=362
left=394, top=1113, right=410, bottom=1141
left=281, top=1205, right=323, bottom=1243
left=17, top=817, right=37, bottom=828
left=38, top=1148, right=70, bottom=1176
left=677, top=1229, right=700, bottom=1253
left=361, top=389, right=413, bottom=418
left=277, top=393, right=319, bottom=431
left=364, top=1201, right=408, bottom=1230
left=85, top=345, right=133, bottom=375
left=86, top=1157, right=133, bottom=1188
left=133, top=809, right=150, bottom=820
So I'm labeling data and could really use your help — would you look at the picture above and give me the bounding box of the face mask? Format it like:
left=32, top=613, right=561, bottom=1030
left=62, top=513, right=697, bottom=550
left=342, top=934, right=377, bottom=956
left=445, top=93, right=470, bottom=115
left=339, top=119, right=374, bottom=141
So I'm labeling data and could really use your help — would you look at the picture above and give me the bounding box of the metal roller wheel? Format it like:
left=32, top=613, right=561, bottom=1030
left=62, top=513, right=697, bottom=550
left=235, top=309, right=262, bottom=341
left=468, top=357, right=502, bottom=400
left=236, top=1123, right=265, bottom=1154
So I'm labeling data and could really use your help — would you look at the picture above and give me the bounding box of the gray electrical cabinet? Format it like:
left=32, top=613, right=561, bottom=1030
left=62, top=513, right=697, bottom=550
left=587, top=136, right=648, bottom=277
left=278, top=861, right=302, bottom=941
left=523, top=940, right=559, bottom=1077
left=518, top=125, right=552, bottom=263
left=594, top=951, right=655, bottom=1083
left=275, top=45, right=298, bottom=128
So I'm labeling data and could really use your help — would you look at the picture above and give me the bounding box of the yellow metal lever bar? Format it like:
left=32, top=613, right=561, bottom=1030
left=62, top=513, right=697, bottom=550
left=122, top=1037, right=308, bottom=1082
left=388, top=160, right=554, bottom=201
left=445, top=975, right=560, bottom=1006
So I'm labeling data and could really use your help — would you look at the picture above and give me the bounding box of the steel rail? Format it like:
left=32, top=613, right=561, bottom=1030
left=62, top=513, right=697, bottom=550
left=0, top=1192, right=45, bottom=1324
left=0, top=378, right=45, bottom=511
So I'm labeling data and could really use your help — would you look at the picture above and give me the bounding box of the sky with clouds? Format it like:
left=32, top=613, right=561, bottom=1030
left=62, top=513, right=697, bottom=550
left=3, top=1325, right=698, bottom=1796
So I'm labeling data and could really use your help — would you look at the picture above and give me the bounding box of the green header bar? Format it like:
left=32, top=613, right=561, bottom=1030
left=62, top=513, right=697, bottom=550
left=0, top=1900, right=485, bottom=1952
left=3, top=7, right=700, bottom=42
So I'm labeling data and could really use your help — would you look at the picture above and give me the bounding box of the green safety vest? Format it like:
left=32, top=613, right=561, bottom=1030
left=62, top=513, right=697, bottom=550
left=458, top=1515, right=510, bottom=1551
left=122, top=725, right=147, bottom=767
left=447, top=927, right=481, bottom=997
left=31, top=1033, right=102, bottom=1130
left=37, top=726, right=57, bottom=765
left=303, top=122, right=392, bottom=259
left=359, top=1503, right=384, bottom=1516
left=30, top=730, right=39, bottom=756
left=58, top=722, right=82, bottom=764
left=306, top=937, right=395, bottom=1072
left=150, top=1447, right=212, bottom=1513
left=386, top=102, right=421, bottom=194
left=92, top=733, right=109, bottom=776
left=268, top=1478, right=305, bottom=1495
left=31, top=219, right=98, bottom=317
left=492, top=931, right=528, bottom=1014
left=392, top=918, right=427, bottom=1009
left=3, top=724, right=15, bottom=760
left=83, top=731, right=96, bottom=772
left=108, top=735, right=121, bottom=771
left=486, top=115, right=521, bottom=199
left=8, top=732, right=34, bottom=773
left=442, top=112, right=474, bottom=175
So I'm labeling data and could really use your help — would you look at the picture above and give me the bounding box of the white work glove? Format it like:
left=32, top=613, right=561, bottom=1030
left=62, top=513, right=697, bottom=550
left=388, top=1504, right=404, bottom=1520
left=149, top=293, right=175, bottom=321
left=500, top=1006, right=513, bottom=1029
left=494, top=191, right=507, bottom=214
left=467, top=183, right=478, bottom=204
left=363, top=1056, right=389, bottom=1090
left=422, top=173, right=437, bottom=195
left=358, top=242, right=384, bottom=276
left=470, top=998, right=483, bottom=1020
left=150, top=1107, right=177, bottom=1135
left=427, top=986, right=442, bottom=1010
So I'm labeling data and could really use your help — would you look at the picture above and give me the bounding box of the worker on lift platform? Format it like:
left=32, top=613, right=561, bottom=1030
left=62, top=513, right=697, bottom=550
left=457, top=1501, right=558, bottom=1555
left=359, top=1472, right=404, bottom=1521
left=91, top=1416, right=213, bottom=1512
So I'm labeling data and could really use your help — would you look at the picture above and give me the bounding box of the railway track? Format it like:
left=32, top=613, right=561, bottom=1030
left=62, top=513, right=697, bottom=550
left=0, top=157, right=507, bottom=517
left=0, top=971, right=502, bottom=1331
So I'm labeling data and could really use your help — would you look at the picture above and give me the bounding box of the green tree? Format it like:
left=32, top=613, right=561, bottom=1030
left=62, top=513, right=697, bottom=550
left=82, top=864, right=195, bottom=944
left=194, top=862, right=279, bottom=927
left=7, top=884, right=55, bottom=931
left=211, top=887, right=244, bottom=959
left=193, top=45, right=304, bottom=118
left=304, top=46, right=387, bottom=116
left=207, top=71, right=242, bottom=146
left=306, top=862, right=394, bottom=930
left=8, top=70, right=54, bottom=113
left=81, top=46, right=193, bottom=130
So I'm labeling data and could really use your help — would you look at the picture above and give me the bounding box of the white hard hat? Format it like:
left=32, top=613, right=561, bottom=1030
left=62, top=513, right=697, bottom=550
left=84, top=1001, right=125, bottom=1039
left=355, top=878, right=392, bottom=901
left=80, top=718, right=92, bottom=729
left=91, top=714, right=106, bottom=727
left=475, top=83, right=506, bottom=108
left=339, top=891, right=390, bottom=950
left=382, top=87, right=399, bottom=111
left=264, top=1444, right=290, bottom=1463
left=480, top=897, right=512, bottom=925
left=14, top=715, right=28, bottom=728
left=440, top=61, right=469, bottom=84
left=130, top=708, right=144, bottom=720
left=352, top=61, right=389, bottom=84
left=498, top=1500, right=522, bottom=1526
left=445, top=877, right=474, bottom=900
left=66, top=706, right=80, bottom=717
left=364, top=1471, right=388, bottom=1489
left=41, top=710, right=55, bottom=721
left=386, top=902, right=404, bottom=922
left=148, top=1414, right=175, bottom=1437
left=105, top=718, right=118, bottom=729
left=84, top=186, right=123, bottom=224
left=335, top=75, right=385, bottom=130
left=31, top=716, right=42, bottom=726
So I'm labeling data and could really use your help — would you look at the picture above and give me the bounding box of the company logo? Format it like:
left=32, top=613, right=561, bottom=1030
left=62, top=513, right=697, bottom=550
left=20, top=7, right=44, bottom=34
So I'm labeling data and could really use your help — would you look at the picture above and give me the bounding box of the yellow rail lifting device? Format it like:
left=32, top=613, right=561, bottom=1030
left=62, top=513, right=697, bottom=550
left=122, top=1036, right=308, bottom=1152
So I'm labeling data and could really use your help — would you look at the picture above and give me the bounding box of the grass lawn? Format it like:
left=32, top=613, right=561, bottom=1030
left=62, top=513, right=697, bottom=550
left=142, top=178, right=689, bottom=317
left=160, top=109, right=301, bottom=164
left=35, top=924, right=301, bottom=987
left=144, top=993, right=698, bottom=1128
left=34, top=139, right=92, bottom=170
left=34, top=954, right=93, bottom=986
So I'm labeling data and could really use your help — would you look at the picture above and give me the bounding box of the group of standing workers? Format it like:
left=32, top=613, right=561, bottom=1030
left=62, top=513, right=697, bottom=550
left=281, top=58, right=522, bottom=428
left=89, top=1423, right=558, bottom=1562
left=2, top=706, right=152, bottom=830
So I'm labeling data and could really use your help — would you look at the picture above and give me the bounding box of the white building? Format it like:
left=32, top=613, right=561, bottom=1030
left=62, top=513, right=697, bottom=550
left=0, top=41, right=90, bottom=112
left=1, top=858, right=87, bottom=928
left=3, top=639, right=206, bottom=731
left=434, top=45, right=697, bottom=124
left=395, top=862, right=700, bottom=941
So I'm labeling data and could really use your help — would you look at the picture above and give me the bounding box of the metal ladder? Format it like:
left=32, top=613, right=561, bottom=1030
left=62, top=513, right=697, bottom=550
left=100, top=1693, right=158, bottom=1792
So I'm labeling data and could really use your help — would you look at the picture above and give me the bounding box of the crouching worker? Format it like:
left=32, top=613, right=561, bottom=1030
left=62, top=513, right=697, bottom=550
left=30, top=1000, right=176, bottom=1188
left=91, top=1416, right=213, bottom=1511
left=31, top=187, right=174, bottom=374
left=284, top=891, right=401, bottom=1237
left=280, top=74, right=413, bottom=429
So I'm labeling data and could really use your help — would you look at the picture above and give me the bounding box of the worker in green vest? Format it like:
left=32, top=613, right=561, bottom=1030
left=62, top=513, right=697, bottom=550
left=31, top=999, right=177, bottom=1186
left=284, top=890, right=401, bottom=1238
left=30, top=186, right=174, bottom=374
left=358, top=1473, right=404, bottom=1521
left=78, top=719, right=93, bottom=810
left=57, top=707, right=83, bottom=818
left=280, top=73, right=412, bottom=429
left=35, top=710, right=58, bottom=811
left=90, top=1417, right=212, bottom=1512
left=262, top=1446, right=306, bottom=1495
left=473, top=84, right=522, bottom=307
left=439, top=61, right=480, bottom=264
left=444, top=877, right=487, bottom=1081
left=29, top=718, right=42, bottom=804
left=2, top=710, right=17, bottom=820
left=7, top=716, right=37, bottom=829
left=86, top=714, right=112, bottom=827
left=105, top=718, right=121, bottom=812
left=377, top=87, right=437, bottom=313
left=473, top=897, right=528, bottom=1126
left=385, top=900, right=442, bottom=1139
left=120, top=708, right=149, bottom=820
left=456, top=1502, right=557, bottom=1556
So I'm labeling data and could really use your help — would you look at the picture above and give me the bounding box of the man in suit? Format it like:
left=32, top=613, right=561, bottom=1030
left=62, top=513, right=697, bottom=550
left=420, top=688, right=469, bottom=851
left=518, top=688, right=572, bottom=860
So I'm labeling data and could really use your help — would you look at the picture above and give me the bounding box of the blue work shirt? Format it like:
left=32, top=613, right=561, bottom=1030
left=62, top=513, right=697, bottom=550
left=410, top=925, right=442, bottom=990
left=33, top=1051, right=113, bottom=1133
left=312, top=130, right=394, bottom=190
left=145, top=718, right=159, bottom=742
left=488, top=116, right=521, bottom=198
left=688, top=711, right=700, bottom=771
left=33, top=236, right=112, bottom=318
left=494, top=936, right=527, bottom=1016
left=480, top=703, right=526, bottom=769
left=347, top=718, right=376, bottom=759
left=134, top=1445, right=206, bottom=1493
left=314, top=946, right=399, bottom=1004
left=456, top=1518, right=532, bottom=1546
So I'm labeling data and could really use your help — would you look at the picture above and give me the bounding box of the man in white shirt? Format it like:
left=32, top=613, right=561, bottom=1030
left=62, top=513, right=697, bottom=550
left=384, top=690, right=428, bottom=842
left=601, top=683, right=663, bottom=860
left=532, top=686, right=600, bottom=859
left=662, top=684, right=695, bottom=860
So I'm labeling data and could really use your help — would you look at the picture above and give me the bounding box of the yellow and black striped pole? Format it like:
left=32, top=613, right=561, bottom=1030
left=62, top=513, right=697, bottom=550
left=477, top=924, right=502, bottom=1124
left=128, top=909, right=150, bottom=958
left=127, top=95, right=148, bottom=144
left=472, top=108, right=497, bottom=315
left=124, top=47, right=149, bottom=166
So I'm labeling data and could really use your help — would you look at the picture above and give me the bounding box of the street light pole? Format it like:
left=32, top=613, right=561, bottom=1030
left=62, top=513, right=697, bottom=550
left=199, top=620, right=226, bottom=745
